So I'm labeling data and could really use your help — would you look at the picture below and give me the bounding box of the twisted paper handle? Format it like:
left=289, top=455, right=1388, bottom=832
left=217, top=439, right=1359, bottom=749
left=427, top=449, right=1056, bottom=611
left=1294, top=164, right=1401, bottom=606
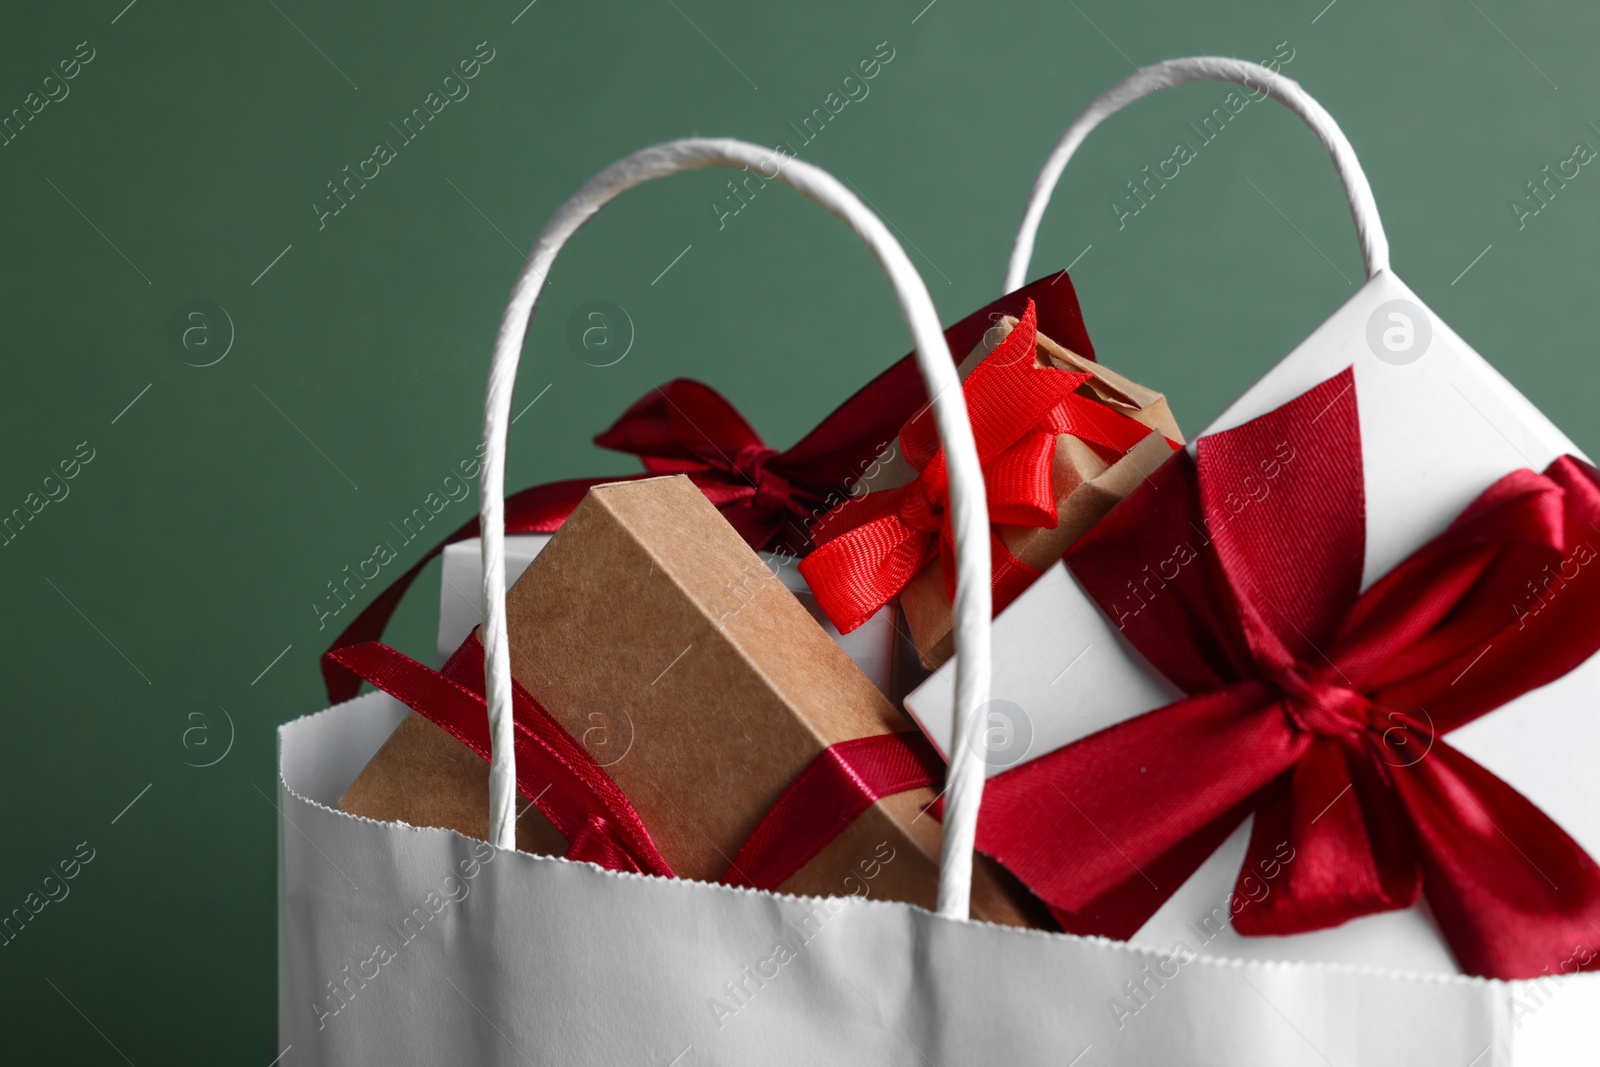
left=1006, top=55, right=1390, bottom=291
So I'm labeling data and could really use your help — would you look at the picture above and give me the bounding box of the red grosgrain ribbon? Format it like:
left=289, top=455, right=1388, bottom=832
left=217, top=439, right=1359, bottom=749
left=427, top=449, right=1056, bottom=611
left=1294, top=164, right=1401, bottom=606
left=975, top=366, right=1600, bottom=979
left=800, top=300, right=1164, bottom=634
left=321, top=275, right=1101, bottom=702
left=326, top=637, right=943, bottom=891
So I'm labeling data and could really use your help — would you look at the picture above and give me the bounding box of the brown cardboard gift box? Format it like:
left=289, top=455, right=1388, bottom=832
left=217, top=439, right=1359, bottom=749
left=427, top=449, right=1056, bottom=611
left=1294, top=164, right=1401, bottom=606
left=863, top=315, right=1182, bottom=669
left=341, top=475, right=1047, bottom=927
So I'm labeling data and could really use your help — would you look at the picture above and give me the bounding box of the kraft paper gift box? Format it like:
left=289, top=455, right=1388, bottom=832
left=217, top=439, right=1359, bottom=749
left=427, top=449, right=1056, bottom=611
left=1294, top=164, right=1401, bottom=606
left=434, top=533, right=901, bottom=698
left=343, top=475, right=1046, bottom=927
left=817, top=307, right=1180, bottom=670
left=905, top=268, right=1600, bottom=981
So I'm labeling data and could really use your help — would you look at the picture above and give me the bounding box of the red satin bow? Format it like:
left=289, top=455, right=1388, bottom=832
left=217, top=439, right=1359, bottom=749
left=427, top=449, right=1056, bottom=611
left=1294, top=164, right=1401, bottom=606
left=322, top=275, right=1101, bottom=702
left=800, top=301, right=1161, bottom=634
left=325, top=636, right=942, bottom=891
left=976, top=367, right=1600, bottom=979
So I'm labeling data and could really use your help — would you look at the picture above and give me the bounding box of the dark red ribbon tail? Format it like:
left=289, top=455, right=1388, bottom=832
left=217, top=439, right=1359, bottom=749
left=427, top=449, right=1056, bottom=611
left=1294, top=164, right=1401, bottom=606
left=1395, top=740, right=1600, bottom=979
left=324, top=639, right=674, bottom=878
left=321, top=554, right=439, bottom=704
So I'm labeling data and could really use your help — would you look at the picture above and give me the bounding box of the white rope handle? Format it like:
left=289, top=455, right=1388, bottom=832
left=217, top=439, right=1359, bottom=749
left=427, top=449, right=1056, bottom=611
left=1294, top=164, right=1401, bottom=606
left=1005, top=56, right=1389, bottom=292
left=480, top=139, right=994, bottom=920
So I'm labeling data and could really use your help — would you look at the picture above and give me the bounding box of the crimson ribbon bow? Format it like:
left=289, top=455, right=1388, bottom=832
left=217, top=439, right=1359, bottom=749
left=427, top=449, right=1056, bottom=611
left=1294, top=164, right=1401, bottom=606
left=800, top=300, right=1165, bottom=634
left=322, top=275, right=1100, bottom=702
left=976, top=367, right=1600, bottom=979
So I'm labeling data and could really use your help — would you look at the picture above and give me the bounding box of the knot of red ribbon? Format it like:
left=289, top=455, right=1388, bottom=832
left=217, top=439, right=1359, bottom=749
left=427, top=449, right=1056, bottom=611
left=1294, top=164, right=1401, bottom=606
left=726, top=443, right=792, bottom=518
left=894, top=477, right=942, bottom=533
left=1273, top=666, right=1372, bottom=740
left=800, top=301, right=1164, bottom=634
left=321, top=276, right=1102, bottom=703
left=976, top=366, right=1600, bottom=979
left=593, top=379, right=832, bottom=550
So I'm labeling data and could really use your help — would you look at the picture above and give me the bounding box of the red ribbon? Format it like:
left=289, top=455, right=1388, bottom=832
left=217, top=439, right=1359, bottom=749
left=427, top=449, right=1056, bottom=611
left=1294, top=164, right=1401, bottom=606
left=322, top=275, right=1100, bottom=703
left=975, top=366, right=1600, bottom=979
left=328, top=637, right=672, bottom=877
left=326, top=636, right=942, bottom=891
left=720, top=732, right=944, bottom=890
left=800, top=300, right=1167, bottom=634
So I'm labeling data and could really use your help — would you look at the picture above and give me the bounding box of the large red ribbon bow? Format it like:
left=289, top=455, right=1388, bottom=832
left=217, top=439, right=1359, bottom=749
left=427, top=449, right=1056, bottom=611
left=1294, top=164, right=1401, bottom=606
left=322, top=275, right=1101, bottom=702
left=976, top=367, right=1600, bottom=979
left=800, top=301, right=1161, bottom=634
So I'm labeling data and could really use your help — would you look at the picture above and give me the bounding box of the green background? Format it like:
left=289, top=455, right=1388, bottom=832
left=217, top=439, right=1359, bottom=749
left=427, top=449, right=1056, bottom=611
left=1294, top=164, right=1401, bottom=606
left=2, top=0, right=1595, bottom=1060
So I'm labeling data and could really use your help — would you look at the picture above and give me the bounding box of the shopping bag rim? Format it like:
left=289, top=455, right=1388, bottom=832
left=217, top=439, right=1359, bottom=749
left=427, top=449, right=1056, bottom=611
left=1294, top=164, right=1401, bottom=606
left=276, top=693, right=1557, bottom=992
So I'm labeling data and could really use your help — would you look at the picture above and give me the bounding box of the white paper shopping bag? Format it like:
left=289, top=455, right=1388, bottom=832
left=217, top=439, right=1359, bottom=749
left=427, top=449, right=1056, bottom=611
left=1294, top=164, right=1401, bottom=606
left=277, top=82, right=1586, bottom=1067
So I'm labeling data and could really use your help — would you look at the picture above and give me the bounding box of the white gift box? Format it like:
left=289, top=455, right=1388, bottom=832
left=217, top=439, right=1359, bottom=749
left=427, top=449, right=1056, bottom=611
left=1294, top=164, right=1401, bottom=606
left=437, top=535, right=902, bottom=699
left=910, top=151, right=1598, bottom=1016
left=908, top=267, right=1600, bottom=979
